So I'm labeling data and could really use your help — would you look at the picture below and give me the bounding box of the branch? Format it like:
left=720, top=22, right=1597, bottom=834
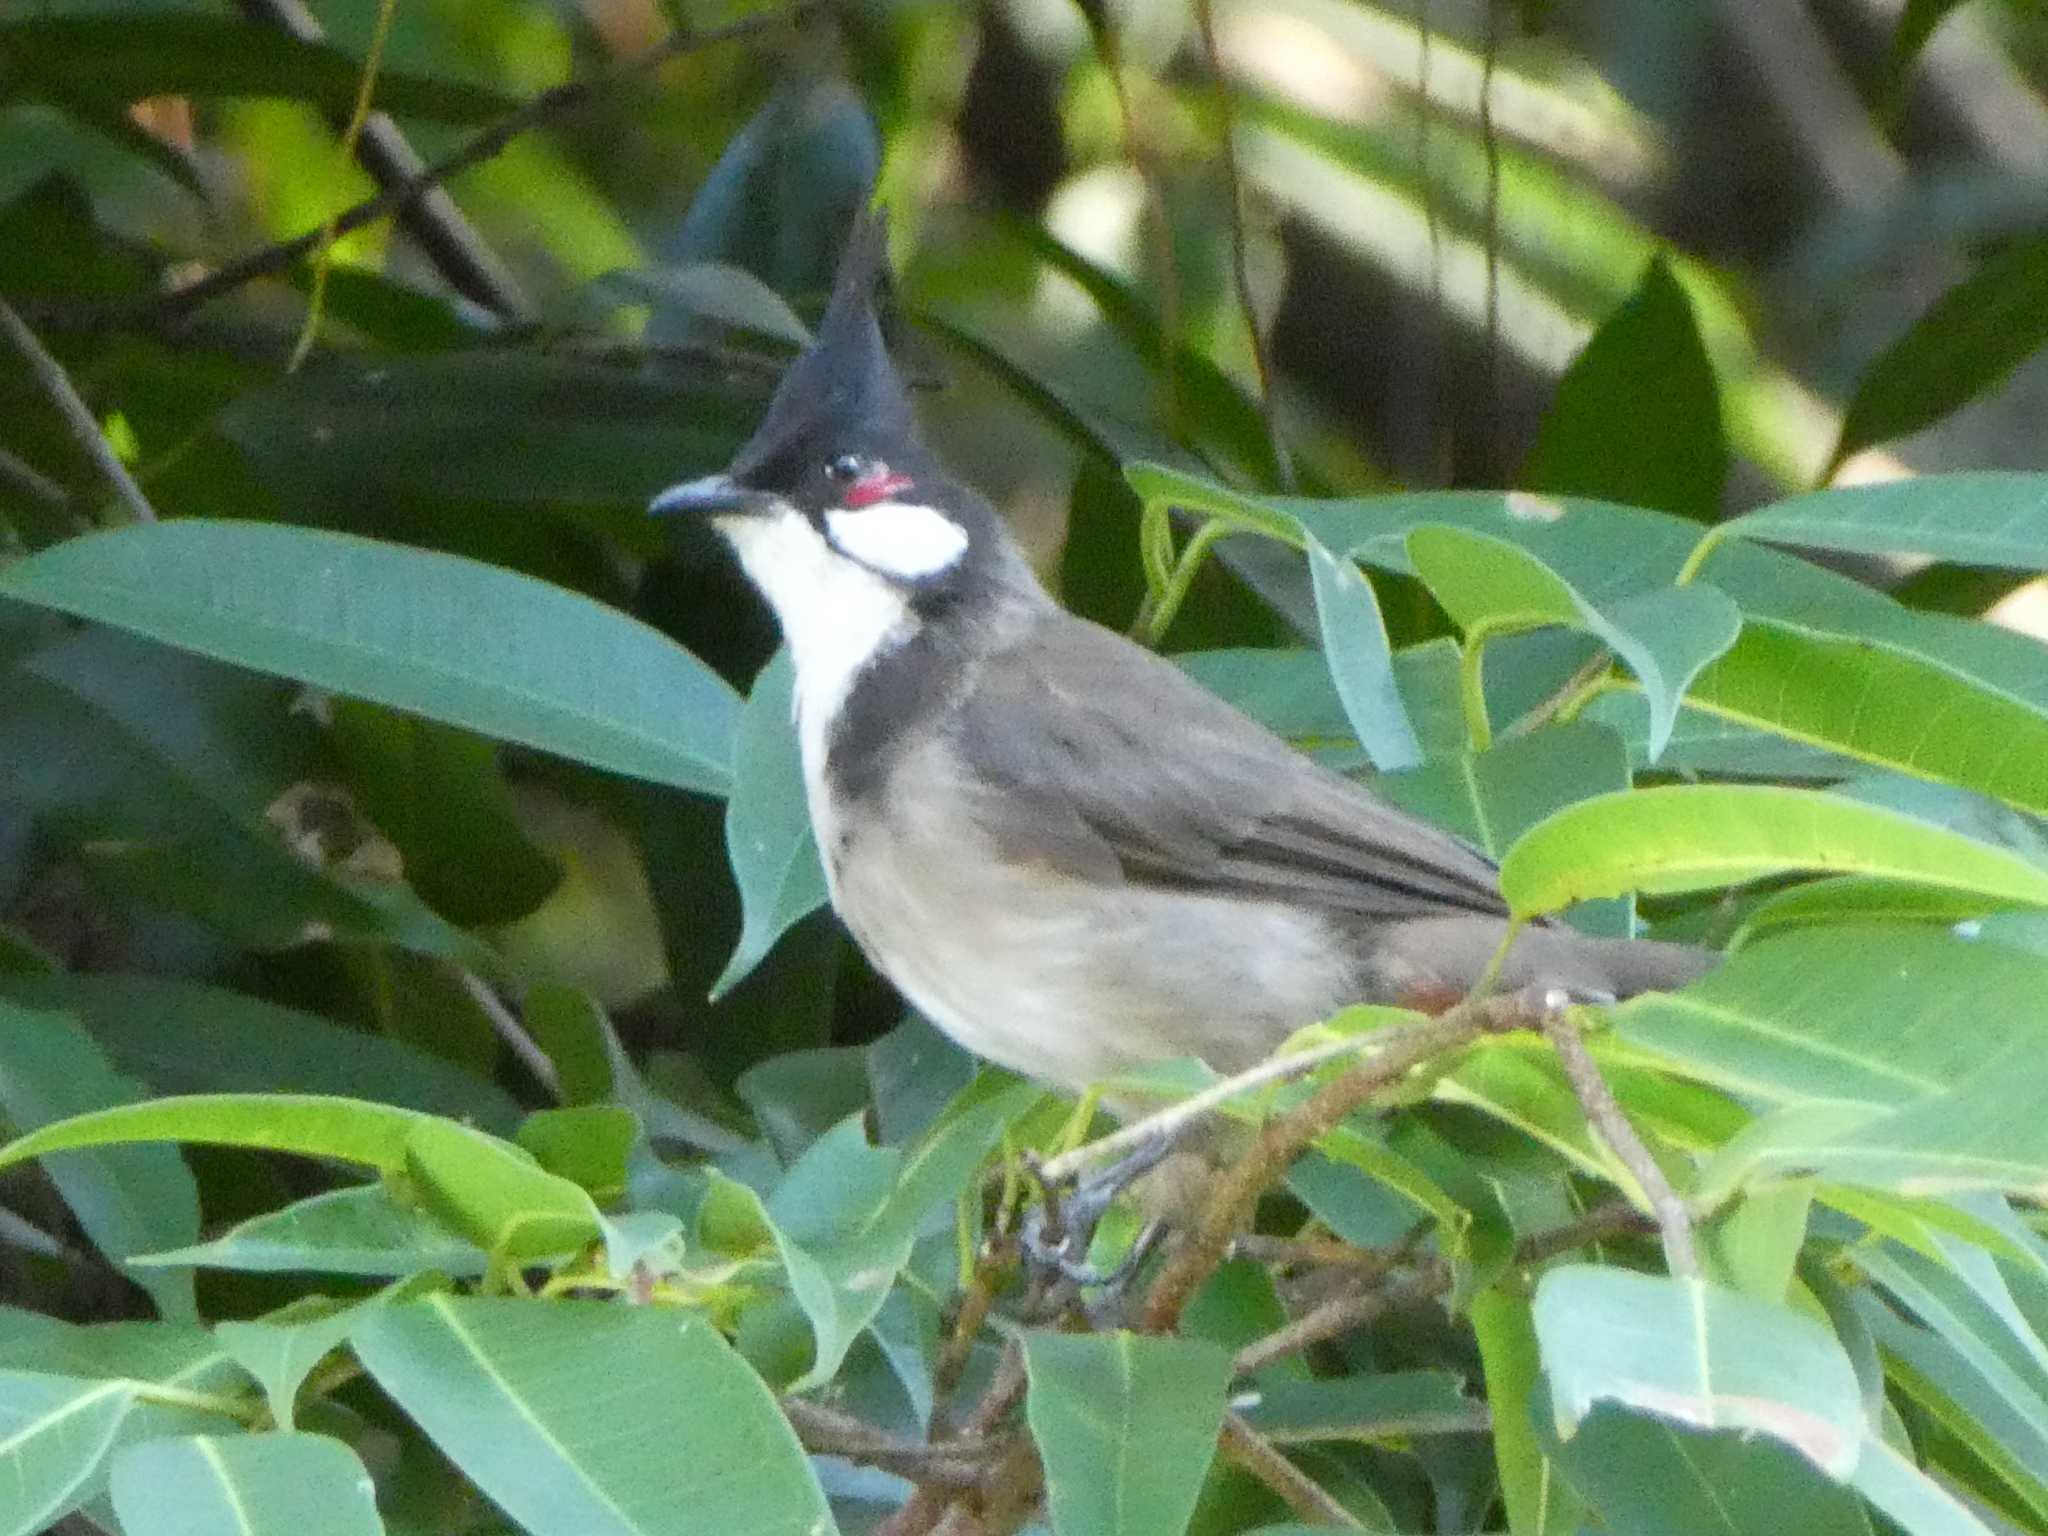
left=234, top=0, right=531, bottom=319
left=1541, top=1011, right=1698, bottom=1278
left=31, top=6, right=818, bottom=331
left=781, top=1398, right=996, bottom=1491
left=1221, top=1411, right=1367, bottom=1528
left=1140, top=1007, right=1490, bottom=1332
left=0, top=299, right=157, bottom=524
left=1229, top=1200, right=1655, bottom=1378
left=0, top=445, right=70, bottom=512
left=453, top=968, right=560, bottom=1100
left=1232, top=1259, right=1450, bottom=1378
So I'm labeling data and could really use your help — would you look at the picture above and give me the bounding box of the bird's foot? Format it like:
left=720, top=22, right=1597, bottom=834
left=1021, top=1134, right=1175, bottom=1289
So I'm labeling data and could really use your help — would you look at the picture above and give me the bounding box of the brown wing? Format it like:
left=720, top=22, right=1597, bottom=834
left=951, top=612, right=1510, bottom=922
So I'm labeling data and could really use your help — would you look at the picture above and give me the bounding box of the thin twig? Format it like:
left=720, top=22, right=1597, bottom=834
left=1221, top=1411, right=1368, bottom=1527
left=1232, top=1260, right=1450, bottom=1378
left=1192, top=0, right=1293, bottom=491
left=1541, top=1011, right=1699, bottom=1277
left=455, top=968, right=561, bottom=1100
left=0, top=299, right=157, bottom=524
left=236, top=0, right=532, bottom=320
left=1036, top=1018, right=1438, bottom=1187
left=1140, top=1007, right=1491, bottom=1332
left=0, top=445, right=70, bottom=511
left=782, top=1398, right=996, bottom=1490
left=1228, top=1201, right=1654, bottom=1379
left=31, top=6, right=816, bottom=330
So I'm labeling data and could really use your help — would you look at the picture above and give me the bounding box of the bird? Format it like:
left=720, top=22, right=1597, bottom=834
left=650, top=213, right=1713, bottom=1098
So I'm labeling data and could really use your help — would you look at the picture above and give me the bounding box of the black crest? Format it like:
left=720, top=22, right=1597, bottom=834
left=729, top=208, right=924, bottom=489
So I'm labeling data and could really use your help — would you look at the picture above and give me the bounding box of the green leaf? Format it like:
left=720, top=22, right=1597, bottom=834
left=220, top=351, right=763, bottom=516
left=0, top=521, right=740, bottom=795
left=325, top=701, right=560, bottom=927
left=108, top=1432, right=384, bottom=1536
left=1405, top=524, right=1740, bottom=761
left=1022, top=1331, right=1231, bottom=1536
left=216, top=1303, right=375, bottom=1433
left=1304, top=534, right=1422, bottom=770
left=0, top=1002, right=199, bottom=1321
left=1857, top=1289, right=2048, bottom=1523
left=515, top=1106, right=638, bottom=1203
left=1533, top=1265, right=1864, bottom=1476
left=0, top=973, right=520, bottom=1131
left=1605, top=926, right=2048, bottom=1199
left=1380, top=721, right=1634, bottom=934
left=1732, top=874, right=2023, bottom=945
left=131, top=1184, right=484, bottom=1278
left=350, top=1296, right=836, bottom=1536
left=1542, top=1405, right=1876, bottom=1536
left=1235, top=1370, right=1482, bottom=1441
left=712, top=650, right=829, bottom=1000
left=1498, top=784, right=2048, bottom=917
left=3, top=634, right=482, bottom=961
left=1830, top=238, right=2048, bottom=468
left=403, top=1118, right=603, bottom=1262
left=1523, top=256, right=1727, bottom=520
left=0, top=17, right=519, bottom=123
left=1607, top=924, right=2042, bottom=1112
left=0, top=1094, right=427, bottom=1177
left=1471, top=1287, right=1584, bottom=1536
left=1851, top=1435, right=1996, bottom=1536
left=1681, top=615, right=2048, bottom=814
left=1727, top=474, right=2048, bottom=569
left=0, top=1372, right=138, bottom=1536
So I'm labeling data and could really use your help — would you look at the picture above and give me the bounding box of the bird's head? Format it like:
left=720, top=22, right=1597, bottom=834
left=650, top=212, right=1018, bottom=634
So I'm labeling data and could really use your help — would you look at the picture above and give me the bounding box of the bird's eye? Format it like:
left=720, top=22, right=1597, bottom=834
left=825, top=453, right=867, bottom=483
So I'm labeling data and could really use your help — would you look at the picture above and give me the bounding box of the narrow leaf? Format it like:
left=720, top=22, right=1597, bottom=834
left=0, top=521, right=739, bottom=795
left=130, top=1184, right=485, bottom=1278
left=1499, top=784, right=2048, bottom=918
left=0, top=1003, right=198, bottom=1321
left=1831, top=238, right=2048, bottom=468
left=1729, top=474, right=2048, bottom=570
left=1304, top=534, right=1422, bottom=770
left=0, top=1095, right=427, bottom=1178
left=712, top=650, right=829, bottom=1000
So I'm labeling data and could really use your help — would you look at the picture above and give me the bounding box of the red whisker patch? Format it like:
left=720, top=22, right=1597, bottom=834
left=845, top=469, right=914, bottom=508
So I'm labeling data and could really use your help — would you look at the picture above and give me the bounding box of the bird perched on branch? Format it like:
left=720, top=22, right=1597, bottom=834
left=651, top=212, right=1710, bottom=1097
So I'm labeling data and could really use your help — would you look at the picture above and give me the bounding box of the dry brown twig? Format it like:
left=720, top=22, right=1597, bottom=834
left=1540, top=1010, right=1699, bottom=1277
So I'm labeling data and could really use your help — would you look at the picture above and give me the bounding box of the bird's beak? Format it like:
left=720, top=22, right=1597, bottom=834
left=648, top=473, right=774, bottom=520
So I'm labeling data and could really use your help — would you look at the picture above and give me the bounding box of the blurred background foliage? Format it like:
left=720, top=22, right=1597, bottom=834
left=4, top=0, right=2048, bottom=1531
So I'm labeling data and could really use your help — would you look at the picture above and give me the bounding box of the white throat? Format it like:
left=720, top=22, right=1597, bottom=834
left=717, top=508, right=918, bottom=789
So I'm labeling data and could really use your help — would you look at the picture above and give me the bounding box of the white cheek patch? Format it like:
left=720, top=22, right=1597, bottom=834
left=824, top=500, right=970, bottom=581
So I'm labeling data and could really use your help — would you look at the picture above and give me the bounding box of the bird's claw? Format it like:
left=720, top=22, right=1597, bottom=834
left=1021, top=1134, right=1176, bottom=1290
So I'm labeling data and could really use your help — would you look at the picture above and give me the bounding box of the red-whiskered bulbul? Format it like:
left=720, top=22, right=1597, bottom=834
left=650, top=214, right=1712, bottom=1095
